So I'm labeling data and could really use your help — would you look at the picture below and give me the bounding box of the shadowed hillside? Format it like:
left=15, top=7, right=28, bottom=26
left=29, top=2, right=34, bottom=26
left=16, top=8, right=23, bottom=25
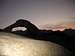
left=0, top=19, right=75, bottom=55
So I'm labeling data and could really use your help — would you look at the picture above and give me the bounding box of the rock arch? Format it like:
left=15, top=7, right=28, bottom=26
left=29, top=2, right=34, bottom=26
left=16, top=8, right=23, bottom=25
left=4, top=19, right=39, bottom=32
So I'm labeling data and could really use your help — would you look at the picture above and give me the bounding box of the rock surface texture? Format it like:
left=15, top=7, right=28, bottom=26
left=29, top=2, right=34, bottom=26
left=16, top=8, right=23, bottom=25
left=0, top=32, right=71, bottom=56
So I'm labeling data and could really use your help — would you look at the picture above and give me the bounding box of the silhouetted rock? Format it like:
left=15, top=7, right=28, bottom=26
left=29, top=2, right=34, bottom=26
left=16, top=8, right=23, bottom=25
left=4, top=19, right=39, bottom=32
left=0, top=29, right=3, bottom=32
left=0, top=19, right=75, bottom=55
left=15, top=19, right=39, bottom=31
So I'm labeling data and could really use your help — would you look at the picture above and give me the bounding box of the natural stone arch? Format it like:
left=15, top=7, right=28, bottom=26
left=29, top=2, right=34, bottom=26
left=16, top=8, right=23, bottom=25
left=4, top=19, right=39, bottom=32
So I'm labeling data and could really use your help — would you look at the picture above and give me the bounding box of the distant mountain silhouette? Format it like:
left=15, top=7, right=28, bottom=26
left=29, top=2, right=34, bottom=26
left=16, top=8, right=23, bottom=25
left=0, top=19, right=75, bottom=55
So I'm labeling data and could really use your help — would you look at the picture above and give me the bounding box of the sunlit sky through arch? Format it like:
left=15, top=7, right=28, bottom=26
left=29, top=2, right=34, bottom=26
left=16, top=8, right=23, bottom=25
left=0, top=0, right=75, bottom=30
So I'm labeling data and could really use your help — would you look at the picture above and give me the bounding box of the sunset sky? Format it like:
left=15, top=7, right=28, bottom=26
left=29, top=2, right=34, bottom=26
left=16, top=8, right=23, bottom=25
left=0, top=0, right=75, bottom=30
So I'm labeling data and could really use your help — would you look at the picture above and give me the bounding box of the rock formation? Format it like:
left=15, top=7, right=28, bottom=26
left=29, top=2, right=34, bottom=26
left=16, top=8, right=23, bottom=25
left=4, top=19, right=39, bottom=32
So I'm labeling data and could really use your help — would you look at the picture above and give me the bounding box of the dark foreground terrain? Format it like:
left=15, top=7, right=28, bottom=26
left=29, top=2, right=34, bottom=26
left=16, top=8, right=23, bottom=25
left=0, top=19, right=75, bottom=55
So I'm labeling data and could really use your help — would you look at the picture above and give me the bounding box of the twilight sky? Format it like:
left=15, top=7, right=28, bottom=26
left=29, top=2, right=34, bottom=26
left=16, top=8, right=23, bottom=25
left=0, top=0, right=75, bottom=30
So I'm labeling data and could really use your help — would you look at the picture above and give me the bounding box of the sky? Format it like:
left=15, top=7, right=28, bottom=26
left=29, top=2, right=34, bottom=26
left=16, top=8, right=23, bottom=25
left=0, top=0, right=75, bottom=30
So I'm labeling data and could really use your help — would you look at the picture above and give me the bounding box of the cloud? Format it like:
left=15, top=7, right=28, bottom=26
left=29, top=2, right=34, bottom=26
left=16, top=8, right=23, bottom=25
left=40, top=22, right=75, bottom=31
